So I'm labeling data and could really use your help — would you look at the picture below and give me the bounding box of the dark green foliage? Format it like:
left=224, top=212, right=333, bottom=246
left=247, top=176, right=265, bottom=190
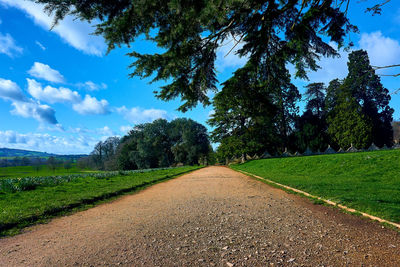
left=325, top=78, right=342, bottom=113
left=289, top=82, right=328, bottom=152
left=304, top=83, right=325, bottom=118
left=117, top=118, right=211, bottom=169
left=209, top=62, right=299, bottom=160
left=32, top=0, right=356, bottom=111
left=290, top=110, right=329, bottom=153
left=325, top=50, right=393, bottom=149
left=344, top=50, right=393, bottom=147
left=327, top=91, right=373, bottom=149
left=232, top=149, right=400, bottom=223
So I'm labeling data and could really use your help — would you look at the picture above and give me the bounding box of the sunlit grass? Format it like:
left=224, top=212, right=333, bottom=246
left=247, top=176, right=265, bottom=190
left=232, top=150, right=400, bottom=223
left=0, top=166, right=201, bottom=236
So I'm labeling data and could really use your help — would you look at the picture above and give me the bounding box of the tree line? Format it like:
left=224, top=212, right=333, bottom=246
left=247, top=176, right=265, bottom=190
left=0, top=156, right=74, bottom=169
left=78, top=118, right=213, bottom=171
left=209, top=50, right=395, bottom=161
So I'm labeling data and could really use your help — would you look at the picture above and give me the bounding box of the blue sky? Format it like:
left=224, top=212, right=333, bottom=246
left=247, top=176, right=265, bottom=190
left=0, top=0, right=399, bottom=154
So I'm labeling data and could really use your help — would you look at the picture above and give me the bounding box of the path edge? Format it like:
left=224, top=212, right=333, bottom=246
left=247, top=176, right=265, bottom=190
left=234, top=168, right=400, bottom=230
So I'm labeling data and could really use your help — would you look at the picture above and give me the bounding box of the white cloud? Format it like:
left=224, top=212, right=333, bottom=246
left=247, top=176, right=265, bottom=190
left=27, top=78, right=81, bottom=104
left=216, top=35, right=248, bottom=71
left=0, top=0, right=106, bottom=56
left=73, top=94, right=110, bottom=115
left=119, top=125, right=132, bottom=134
left=0, top=78, right=59, bottom=125
left=117, top=106, right=168, bottom=124
left=77, top=81, right=107, bottom=91
left=0, top=78, right=26, bottom=101
left=0, top=32, right=23, bottom=57
left=28, top=62, right=65, bottom=83
left=98, top=126, right=114, bottom=136
left=295, top=43, right=349, bottom=85
left=292, top=32, right=400, bottom=85
left=11, top=100, right=58, bottom=125
left=359, top=31, right=400, bottom=74
left=35, top=40, right=46, bottom=51
left=0, top=130, right=98, bottom=154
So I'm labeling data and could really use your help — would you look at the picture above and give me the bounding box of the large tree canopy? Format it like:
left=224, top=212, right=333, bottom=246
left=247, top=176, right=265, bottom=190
left=32, top=0, right=366, bottom=111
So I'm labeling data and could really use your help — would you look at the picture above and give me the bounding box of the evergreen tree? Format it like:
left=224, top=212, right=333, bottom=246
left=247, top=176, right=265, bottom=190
left=304, top=83, right=326, bottom=118
left=209, top=61, right=299, bottom=158
left=325, top=78, right=342, bottom=113
left=33, top=0, right=357, bottom=111
left=327, top=91, right=373, bottom=149
left=290, top=82, right=328, bottom=152
left=344, top=50, right=394, bottom=147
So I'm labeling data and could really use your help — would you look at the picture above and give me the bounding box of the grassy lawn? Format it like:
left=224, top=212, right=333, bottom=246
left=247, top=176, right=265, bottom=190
left=0, top=166, right=201, bottom=236
left=0, top=165, right=93, bottom=179
left=231, top=150, right=400, bottom=223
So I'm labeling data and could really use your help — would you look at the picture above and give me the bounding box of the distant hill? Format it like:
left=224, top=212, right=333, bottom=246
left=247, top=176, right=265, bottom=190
left=0, top=148, right=87, bottom=160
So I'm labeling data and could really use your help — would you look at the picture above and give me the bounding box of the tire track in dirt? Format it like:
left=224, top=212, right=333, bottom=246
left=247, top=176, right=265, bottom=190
left=0, top=166, right=399, bottom=266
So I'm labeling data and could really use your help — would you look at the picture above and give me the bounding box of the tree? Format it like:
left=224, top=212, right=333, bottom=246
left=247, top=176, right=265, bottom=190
left=304, top=83, right=325, bottom=118
left=344, top=50, right=394, bottom=147
left=325, top=78, right=342, bottom=113
left=116, top=118, right=211, bottom=170
left=33, top=0, right=359, bottom=111
left=209, top=60, right=299, bottom=159
left=91, top=141, right=105, bottom=170
left=327, top=91, right=373, bottom=149
left=63, top=159, right=73, bottom=171
left=47, top=156, right=58, bottom=173
left=32, top=157, right=42, bottom=173
left=289, top=82, right=328, bottom=152
left=290, top=110, right=329, bottom=153
left=169, top=118, right=210, bottom=165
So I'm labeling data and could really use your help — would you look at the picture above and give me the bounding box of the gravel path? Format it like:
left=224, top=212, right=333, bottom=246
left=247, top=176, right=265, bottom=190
left=1, top=166, right=399, bottom=266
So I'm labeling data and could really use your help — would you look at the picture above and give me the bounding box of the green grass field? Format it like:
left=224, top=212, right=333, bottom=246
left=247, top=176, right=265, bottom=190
left=232, top=150, right=400, bottom=223
left=0, top=165, right=92, bottom=179
left=0, top=166, right=201, bottom=236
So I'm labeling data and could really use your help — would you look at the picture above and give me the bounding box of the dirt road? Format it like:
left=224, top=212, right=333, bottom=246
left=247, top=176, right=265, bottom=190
left=1, top=166, right=399, bottom=266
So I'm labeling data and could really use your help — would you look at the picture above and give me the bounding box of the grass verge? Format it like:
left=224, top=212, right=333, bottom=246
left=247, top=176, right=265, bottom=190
left=0, top=164, right=93, bottom=179
left=0, top=166, right=201, bottom=237
left=231, top=150, right=400, bottom=224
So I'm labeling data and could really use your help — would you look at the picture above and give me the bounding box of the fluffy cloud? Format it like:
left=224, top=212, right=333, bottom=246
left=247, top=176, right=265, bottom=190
left=0, top=77, right=59, bottom=125
left=11, top=101, right=58, bottom=125
left=0, top=32, right=23, bottom=57
left=73, top=94, right=110, bottom=115
left=98, top=126, right=114, bottom=136
left=0, top=130, right=98, bottom=154
left=27, top=78, right=80, bottom=104
left=293, top=43, right=349, bottom=85
left=359, top=31, right=400, bottom=74
left=119, top=125, right=132, bottom=134
left=117, top=106, right=168, bottom=124
left=0, top=78, right=26, bottom=101
left=28, top=62, right=65, bottom=83
left=216, top=35, right=248, bottom=71
left=292, top=32, right=400, bottom=85
left=0, top=0, right=106, bottom=56
left=77, top=81, right=107, bottom=91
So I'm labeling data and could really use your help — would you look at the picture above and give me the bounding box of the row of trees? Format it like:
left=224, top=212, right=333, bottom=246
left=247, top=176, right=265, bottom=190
left=0, top=156, right=73, bottom=169
left=210, top=50, right=394, bottom=161
left=79, top=118, right=213, bottom=171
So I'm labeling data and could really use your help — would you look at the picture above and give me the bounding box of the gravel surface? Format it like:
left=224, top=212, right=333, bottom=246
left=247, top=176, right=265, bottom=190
left=1, top=166, right=399, bottom=266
